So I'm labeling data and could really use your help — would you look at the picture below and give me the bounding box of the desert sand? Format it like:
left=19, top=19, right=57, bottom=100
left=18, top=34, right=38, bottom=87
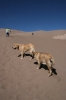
left=0, top=28, right=66, bottom=100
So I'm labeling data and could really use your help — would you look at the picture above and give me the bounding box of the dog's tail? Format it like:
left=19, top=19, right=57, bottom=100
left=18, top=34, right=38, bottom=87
left=50, top=57, right=55, bottom=66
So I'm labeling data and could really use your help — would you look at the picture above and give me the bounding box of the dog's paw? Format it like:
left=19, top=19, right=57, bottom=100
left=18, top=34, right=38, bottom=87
left=48, top=73, right=52, bottom=77
left=48, top=74, right=50, bottom=77
left=37, top=68, right=39, bottom=69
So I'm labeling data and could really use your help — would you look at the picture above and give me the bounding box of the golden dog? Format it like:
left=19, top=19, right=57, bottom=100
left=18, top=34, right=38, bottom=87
left=12, top=43, right=35, bottom=60
left=32, top=52, right=55, bottom=76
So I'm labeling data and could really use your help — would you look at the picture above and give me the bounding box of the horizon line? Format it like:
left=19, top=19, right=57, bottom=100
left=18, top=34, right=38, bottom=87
left=0, top=28, right=66, bottom=33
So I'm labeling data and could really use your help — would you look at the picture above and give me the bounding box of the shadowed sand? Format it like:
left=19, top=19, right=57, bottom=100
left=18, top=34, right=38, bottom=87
left=0, top=29, right=66, bottom=100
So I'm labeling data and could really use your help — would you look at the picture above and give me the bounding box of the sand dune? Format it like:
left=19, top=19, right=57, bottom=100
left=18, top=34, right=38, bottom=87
left=53, top=34, right=66, bottom=40
left=0, top=29, right=66, bottom=100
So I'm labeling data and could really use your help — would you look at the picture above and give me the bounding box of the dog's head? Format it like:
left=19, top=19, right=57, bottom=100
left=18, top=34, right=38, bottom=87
left=12, top=43, right=20, bottom=50
left=32, top=52, right=38, bottom=59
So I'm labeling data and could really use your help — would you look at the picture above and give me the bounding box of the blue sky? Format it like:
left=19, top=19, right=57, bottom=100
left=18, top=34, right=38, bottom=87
left=0, top=0, right=66, bottom=32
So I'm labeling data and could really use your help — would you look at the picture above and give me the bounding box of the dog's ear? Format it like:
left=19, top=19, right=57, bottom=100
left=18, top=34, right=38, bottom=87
left=32, top=51, right=35, bottom=57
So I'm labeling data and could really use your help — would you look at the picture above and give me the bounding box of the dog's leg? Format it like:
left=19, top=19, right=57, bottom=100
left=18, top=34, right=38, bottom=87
left=48, top=68, right=52, bottom=77
left=37, top=61, right=41, bottom=69
left=47, top=61, right=52, bottom=77
left=23, top=52, right=25, bottom=58
left=21, top=52, right=23, bottom=59
left=30, top=49, right=35, bottom=60
left=30, top=50, right=33, bottom=60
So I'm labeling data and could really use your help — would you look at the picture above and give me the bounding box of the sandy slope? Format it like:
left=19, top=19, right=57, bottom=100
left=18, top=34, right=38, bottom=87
left=0, top=29, right=66, bottom=100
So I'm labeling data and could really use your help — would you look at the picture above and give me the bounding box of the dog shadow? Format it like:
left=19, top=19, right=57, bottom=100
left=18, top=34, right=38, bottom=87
left=34, top=62, right=57, bottom=75
left=18, top=53, right=34, bottom=59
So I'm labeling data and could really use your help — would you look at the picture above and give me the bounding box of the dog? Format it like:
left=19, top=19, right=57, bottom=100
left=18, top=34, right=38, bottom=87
left=32, top=52, right=55, bottom=77
left=12, top=43, right=35, bottom=60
